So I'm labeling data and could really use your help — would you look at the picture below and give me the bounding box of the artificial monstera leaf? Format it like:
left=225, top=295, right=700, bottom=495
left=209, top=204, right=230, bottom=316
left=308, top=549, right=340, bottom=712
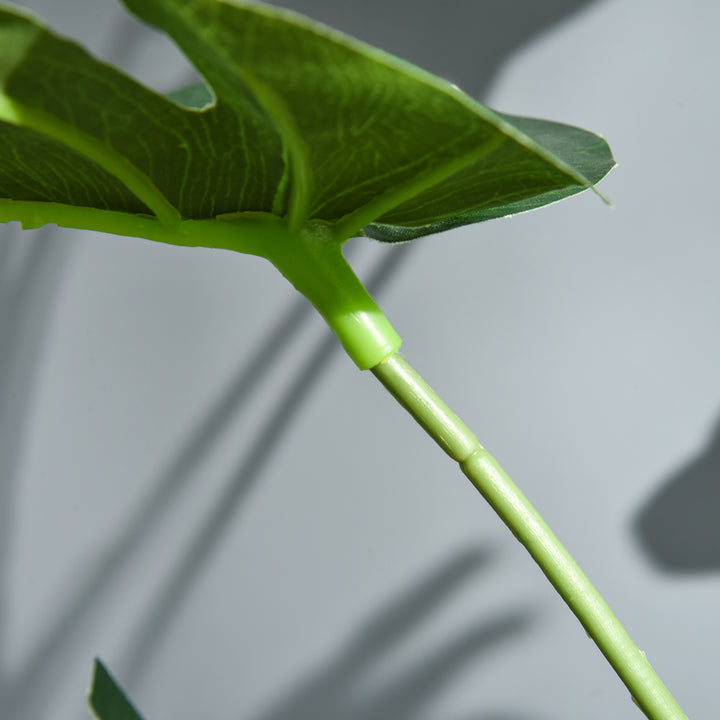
left=0, top=0, right=613, bottom=245
left=4, top=9, right=689, bottom=718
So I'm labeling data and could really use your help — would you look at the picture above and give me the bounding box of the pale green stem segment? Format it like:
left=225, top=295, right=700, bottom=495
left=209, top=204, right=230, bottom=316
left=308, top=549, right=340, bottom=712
left=371, top=353, right=687, bottom=720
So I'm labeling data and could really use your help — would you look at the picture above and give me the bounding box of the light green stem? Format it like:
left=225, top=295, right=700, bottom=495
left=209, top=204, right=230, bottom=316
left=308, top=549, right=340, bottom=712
left=371, top=353, right=687, bottom=720
left=268, top=229, right=686, bottom=718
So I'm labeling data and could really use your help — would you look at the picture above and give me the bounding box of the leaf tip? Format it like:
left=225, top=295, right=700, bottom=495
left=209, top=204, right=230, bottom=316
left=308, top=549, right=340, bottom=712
left=592, top=183, right=614, bottom=208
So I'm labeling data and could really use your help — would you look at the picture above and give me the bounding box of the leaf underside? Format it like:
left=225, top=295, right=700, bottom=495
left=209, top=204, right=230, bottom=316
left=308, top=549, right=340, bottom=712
left=0, top=0, right=615, bottom=244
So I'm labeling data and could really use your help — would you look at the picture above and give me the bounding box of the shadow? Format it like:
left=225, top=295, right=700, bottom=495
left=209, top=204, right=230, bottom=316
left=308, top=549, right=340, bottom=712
left=241, top=547, right=536, bottom=720
left=0, top=244, right=409, bottom=718
left=118, top=244, right=412, bottom=685
left=633, top=413, right=720, bottom=572
left=275, top=0, right=602, bottom=101
left=456, top=717, right=545, bottom=720
left=0, top=230, right=67, bottom=498
left=456, top=717, right=547, bottom=720
left=0, top=295, right=313, bottom=719
left=0, top=229, right=69, bottom=707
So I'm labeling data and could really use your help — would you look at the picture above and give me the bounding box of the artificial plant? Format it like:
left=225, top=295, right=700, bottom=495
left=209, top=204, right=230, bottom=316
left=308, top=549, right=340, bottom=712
left=0, top=0, right=688, bottom=718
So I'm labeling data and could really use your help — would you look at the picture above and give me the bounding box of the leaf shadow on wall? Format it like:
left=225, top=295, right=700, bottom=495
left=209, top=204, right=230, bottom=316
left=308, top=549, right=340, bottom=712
left=242, top=549, right=534, bottom=720
left=633, top=413, right=720, bottom=572
left=0, top=230, right=70, bottom=709
left=278, top=0, right=602, bottom=102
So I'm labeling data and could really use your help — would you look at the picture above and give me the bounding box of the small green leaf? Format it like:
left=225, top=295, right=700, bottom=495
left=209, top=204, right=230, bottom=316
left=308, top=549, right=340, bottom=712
left=88, top=659, right=145, bottom=720
left=0, top=0, right=615, bottom=246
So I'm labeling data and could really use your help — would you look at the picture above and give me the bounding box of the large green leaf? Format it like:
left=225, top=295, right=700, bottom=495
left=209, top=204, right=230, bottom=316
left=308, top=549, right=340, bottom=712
left=0, top=0, right=614, bottom=244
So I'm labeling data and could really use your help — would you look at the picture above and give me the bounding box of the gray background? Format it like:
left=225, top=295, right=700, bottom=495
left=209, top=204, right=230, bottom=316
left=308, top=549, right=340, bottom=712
left=1, top=1, right=718, bottom=719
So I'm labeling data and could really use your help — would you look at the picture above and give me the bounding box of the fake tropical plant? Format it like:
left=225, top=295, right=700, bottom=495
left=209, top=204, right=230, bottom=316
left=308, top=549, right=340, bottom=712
left=0, top=0, right=688, bottom=718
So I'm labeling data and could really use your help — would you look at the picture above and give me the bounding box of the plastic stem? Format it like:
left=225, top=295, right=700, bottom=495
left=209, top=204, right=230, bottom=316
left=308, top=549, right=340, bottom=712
left=263, top=223, right=402, bottom=370
left=370, top=352, right=687, bottom=720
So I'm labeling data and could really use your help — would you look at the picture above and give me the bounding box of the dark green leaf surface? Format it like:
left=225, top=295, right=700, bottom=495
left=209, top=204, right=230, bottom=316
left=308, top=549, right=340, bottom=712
left=0, top=4, right=283, bottom=220
left=365, top=113, right=614, bottom=241
left=0, top=0, right=614, bottom=244
left=88, top=659, right=144, bottom=720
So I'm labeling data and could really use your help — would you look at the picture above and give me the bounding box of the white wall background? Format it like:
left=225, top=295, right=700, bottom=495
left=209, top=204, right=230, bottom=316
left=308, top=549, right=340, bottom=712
left=1, top=1, right=718, bottom=719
